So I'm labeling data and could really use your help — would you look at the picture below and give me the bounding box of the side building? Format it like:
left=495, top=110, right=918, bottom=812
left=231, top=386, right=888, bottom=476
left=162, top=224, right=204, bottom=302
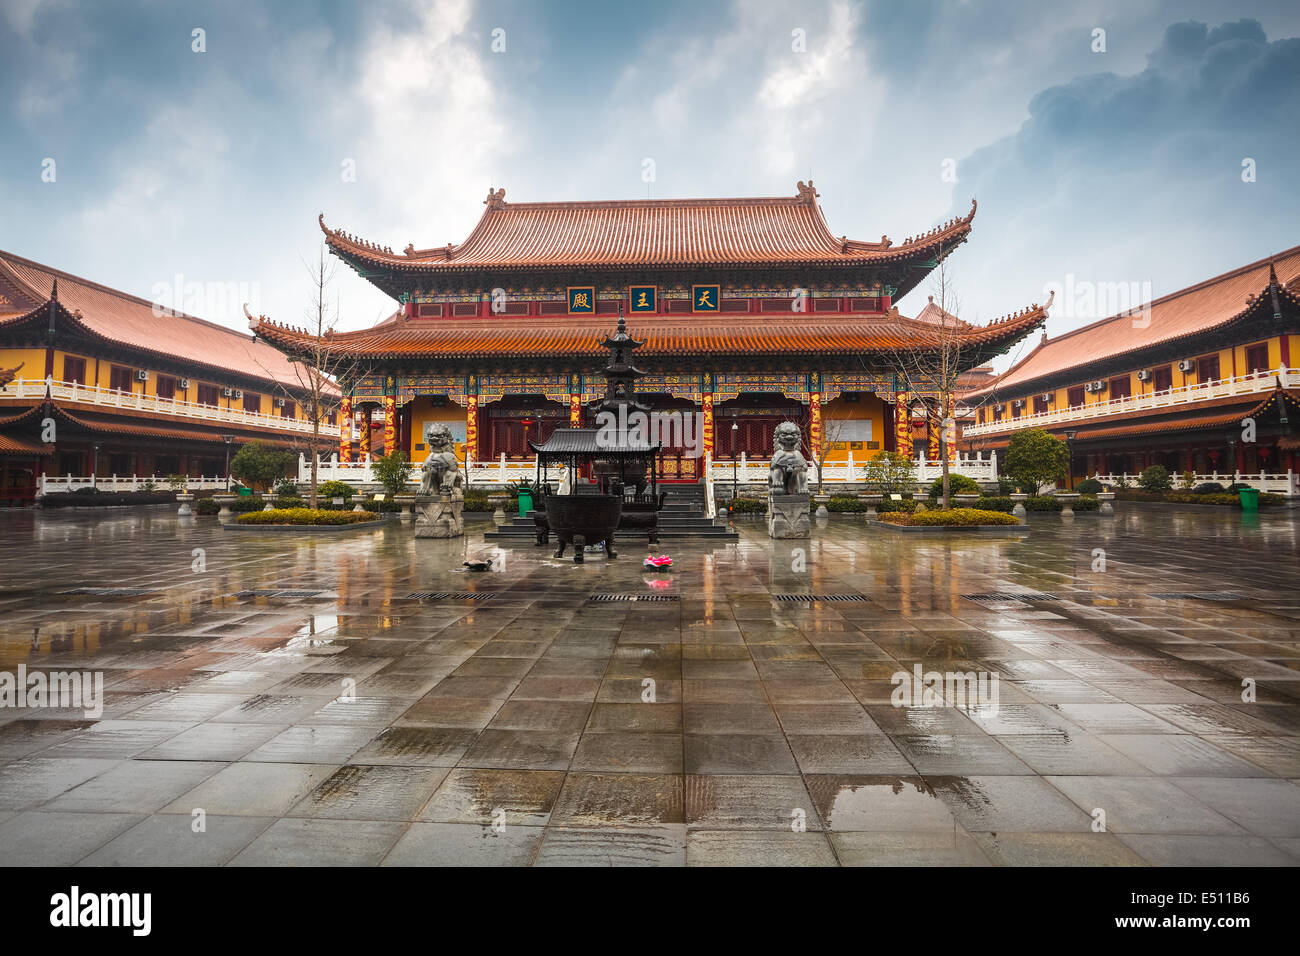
left=0, top=251, right=340, bottom=504
left=962, top=246, right=1300, bottom=491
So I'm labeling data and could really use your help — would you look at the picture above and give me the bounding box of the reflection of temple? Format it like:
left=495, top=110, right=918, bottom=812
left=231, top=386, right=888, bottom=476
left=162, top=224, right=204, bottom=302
left=251, top=184, right=1047, bottom=482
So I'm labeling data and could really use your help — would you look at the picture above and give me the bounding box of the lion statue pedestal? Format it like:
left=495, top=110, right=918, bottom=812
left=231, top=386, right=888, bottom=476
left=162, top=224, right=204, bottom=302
left=414, top=424, right=465, bottom=539
left=767, top=421, right=810, bottom=539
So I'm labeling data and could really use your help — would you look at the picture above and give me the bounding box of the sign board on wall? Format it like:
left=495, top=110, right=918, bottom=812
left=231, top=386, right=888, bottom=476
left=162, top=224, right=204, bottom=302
left=424, top=421, right=467, bottom=444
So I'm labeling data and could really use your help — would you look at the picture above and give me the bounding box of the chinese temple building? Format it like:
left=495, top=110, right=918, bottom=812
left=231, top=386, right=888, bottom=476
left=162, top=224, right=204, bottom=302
left=249, top=183, right=1049, bottom=486
left=0, top=251, right=339, bottom=505
left=963, top=246, right=1300, bottom=490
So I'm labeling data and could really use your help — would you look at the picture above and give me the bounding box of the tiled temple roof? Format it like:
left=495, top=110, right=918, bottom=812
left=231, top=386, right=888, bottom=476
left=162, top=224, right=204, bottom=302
left=968, top=246, right=1300, bottom=398
left=0, top=250, right=336, bottom=394
left=319, top=184, right=978, bottom=273
left=248, top=302, right=1050, bottom=361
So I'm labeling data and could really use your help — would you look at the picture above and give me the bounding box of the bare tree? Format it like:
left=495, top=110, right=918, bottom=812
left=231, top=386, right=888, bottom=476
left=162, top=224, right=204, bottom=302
left=247, top=246, right=363, bottom=509
left=801, top=415, right=853, bottom=496
left=879, top=240, right=967, bottom=509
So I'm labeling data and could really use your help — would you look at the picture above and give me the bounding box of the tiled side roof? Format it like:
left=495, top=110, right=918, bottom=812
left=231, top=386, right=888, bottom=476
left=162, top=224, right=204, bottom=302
left=0, top=250, right=336, bottom=394
left=971, top=246, right=1300, bottom=397
left=320, top=186, right=978, bottom=271
left=250, top=302, right=1049, bottom=360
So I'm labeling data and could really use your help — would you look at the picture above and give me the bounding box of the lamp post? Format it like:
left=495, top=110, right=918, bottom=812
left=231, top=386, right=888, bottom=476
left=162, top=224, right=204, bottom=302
left=731, top=413, right=739, bottom=503
left=222, top=434, right=234, bottom=491
left=1226, top=434, right=1238, bottom=481
left=91, top=442, right=101, bottom=491
left=1064, top=429, right=1077, bottom=490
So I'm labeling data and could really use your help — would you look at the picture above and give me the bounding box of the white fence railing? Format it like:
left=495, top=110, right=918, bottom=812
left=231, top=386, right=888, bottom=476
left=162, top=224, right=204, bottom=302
left=299, top=453, right=567, bottom=488
left=709, top=452, right=999, bottom=486
left=38, top=474, right=230, bottom=495
left=3, top=378, right=341, bottom=437
left=1091, top=470, right=1296, bottom=494
left=299, top=451, right=999, bottom=488
left=964, top=366, right=1299, bottom=437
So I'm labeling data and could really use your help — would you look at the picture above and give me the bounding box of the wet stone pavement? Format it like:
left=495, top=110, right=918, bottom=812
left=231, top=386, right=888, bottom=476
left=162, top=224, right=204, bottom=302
left=0, top=505, right=1298, bottom=866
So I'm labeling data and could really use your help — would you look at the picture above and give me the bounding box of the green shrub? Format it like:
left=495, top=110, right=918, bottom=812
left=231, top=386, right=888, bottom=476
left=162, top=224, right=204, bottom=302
left=862, top=451, right=916, bottom=494
left=1225, top=482, right=1254, bottom=493
left=463, top=491, right=492, bottom=512
left=1074, top=477, right=1105, bottom=494
left=1191, top=482, right=1226, bottom=494
left=881, top=508, right=1021, bottom=527
left=996, top=476, right=1017, bottom=495
left=727, top=497, right=768, bottom=514
left=1005, top=428, right=1069, bottom=492
left=316, top=480, right=355, bottom=500
left=1137, top=465, right=1172, bottom=492
left=877, top=497, right=918, bottom=513
left=927, top=473, right=982, bottom=499
left=166, top=474, right=190, bottom=492
left=372, top=451, right=413, bottom=497
left=826, top=496, right=867, bottom=513
left=973, top=496, right=1014, bottom=513
left=273, top=478, right=299, bottom=497
left=274, top=496, right=307, bottom=509
left=236, top=508, right=379, bottom=525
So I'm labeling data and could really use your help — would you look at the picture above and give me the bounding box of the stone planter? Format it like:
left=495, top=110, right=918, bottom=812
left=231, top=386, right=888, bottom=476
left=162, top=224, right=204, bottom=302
left=1096, top=491, right=1115, bottom=516
left=394, top=495, right=416, bottom=521
left=176, top=492, right=194, bottom=517
left=1009, top=493, right=1029, bottom=518
left=212, top=493, right=238, bottom=518
left=1055, top=492, right=1080, bottom=516
left=857, top=493, right=883, bottom=520
left=487, top=493, right=510, bottom=525
left=263, top=495, right=277, bottom=512
left=812, top=493, right=830, bottom=518
left=954, top=494, right=981, bottom=508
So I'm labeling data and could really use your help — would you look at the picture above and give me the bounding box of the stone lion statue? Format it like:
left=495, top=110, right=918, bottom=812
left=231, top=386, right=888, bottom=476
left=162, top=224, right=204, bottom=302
left=769, top=421, right=809, bottom=495
left=419, top=424, right=464, bottom=497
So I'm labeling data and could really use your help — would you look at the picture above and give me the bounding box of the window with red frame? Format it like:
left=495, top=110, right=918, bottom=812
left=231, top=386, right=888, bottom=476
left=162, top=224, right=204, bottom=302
left=1245, top=344, right=1269, bottom=374
left=197, top=384, right=219, bottom=406
left=1067, top=386, right=1085, bottom=408
left=1109, top=375, right=1132, bottom=400
left=62, top=356, right=87, bottom=385
left=243, top=392, right=261, bottom=413
left=280, top=400, right=296, bottom=418
left=1151, top=366, right=1172, bottom=392
left=108, top=366, right=135, bottom=392
left=1033, top=395, right=1049, bottom=415
left=156, top=376, right=176, bottom=400
left=1196, top=355, right=1220, bottom=384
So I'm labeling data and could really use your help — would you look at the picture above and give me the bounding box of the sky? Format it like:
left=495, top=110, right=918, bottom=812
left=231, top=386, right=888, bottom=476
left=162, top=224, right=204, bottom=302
left=2, top=0, right=1298, bottom=372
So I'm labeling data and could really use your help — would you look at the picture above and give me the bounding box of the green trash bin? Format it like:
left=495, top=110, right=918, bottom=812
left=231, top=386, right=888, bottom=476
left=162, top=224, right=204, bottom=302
left=517, top=490, right=533, bottom=516
left=1238, top=487, right=1259, bottom=512
left=236, top=486, right=252, bottom=497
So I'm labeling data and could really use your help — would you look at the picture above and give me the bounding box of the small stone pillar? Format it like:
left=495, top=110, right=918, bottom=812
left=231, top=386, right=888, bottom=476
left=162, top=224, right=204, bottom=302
left=1096, top=491, right=1115, bottom=516
left=176, top=493, right=194, bottom=517
left=1055, top=492, right=1080, bottom=517
left=394, top=494, right=416, bottom=521
left=212, top=493, right=237, bottom=518
left=812, top=493, right=830, bottom=518
left=858, top=493, right=882, bottom=520
left=1009, top=493, right=1029, bottom=518
left=488, top=493, right=510, bottom=525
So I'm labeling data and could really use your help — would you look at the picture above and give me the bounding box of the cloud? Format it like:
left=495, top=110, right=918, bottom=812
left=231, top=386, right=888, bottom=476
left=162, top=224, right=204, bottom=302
left=947, top=18, right=1300, bottom=352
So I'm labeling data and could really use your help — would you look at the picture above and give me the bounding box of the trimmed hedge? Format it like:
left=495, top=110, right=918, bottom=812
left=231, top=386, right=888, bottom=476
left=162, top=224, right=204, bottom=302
left=727, top=497, right=768, bottom=514
left=975, top=495, right=1099, bottom=513
left=881, top=508, right=1021, bottom=527
left=236, top=508, right=379, bottom=525
left=464, top=492, right=493, bottom=512
left=1115, top=490, right=1284, bottom=507
left=1074, top=478, right=1105, bottom=494
left=40, top=491, right=176, bottom=507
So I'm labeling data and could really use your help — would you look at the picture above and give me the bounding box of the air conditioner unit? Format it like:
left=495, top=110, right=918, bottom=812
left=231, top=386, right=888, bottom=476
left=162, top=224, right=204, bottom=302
left=1039, top=392, right=1054, bottom=403
left=178, top=378, right=190, bottom=389
left=134, top=369, right=149, bottom=382
left=1177, top=359, right=1195, bottom=373
left=273, top=397, right=285, bottom=408
left=1136, top=369, right=1152, bottom=382
left=1012, top=399, right=1024, bottom=409
left=221, top=387, right=234, bottom=397
left=233, top=389, right=244, bottom=399
left=1084, top=381, right=1107, bottom=393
